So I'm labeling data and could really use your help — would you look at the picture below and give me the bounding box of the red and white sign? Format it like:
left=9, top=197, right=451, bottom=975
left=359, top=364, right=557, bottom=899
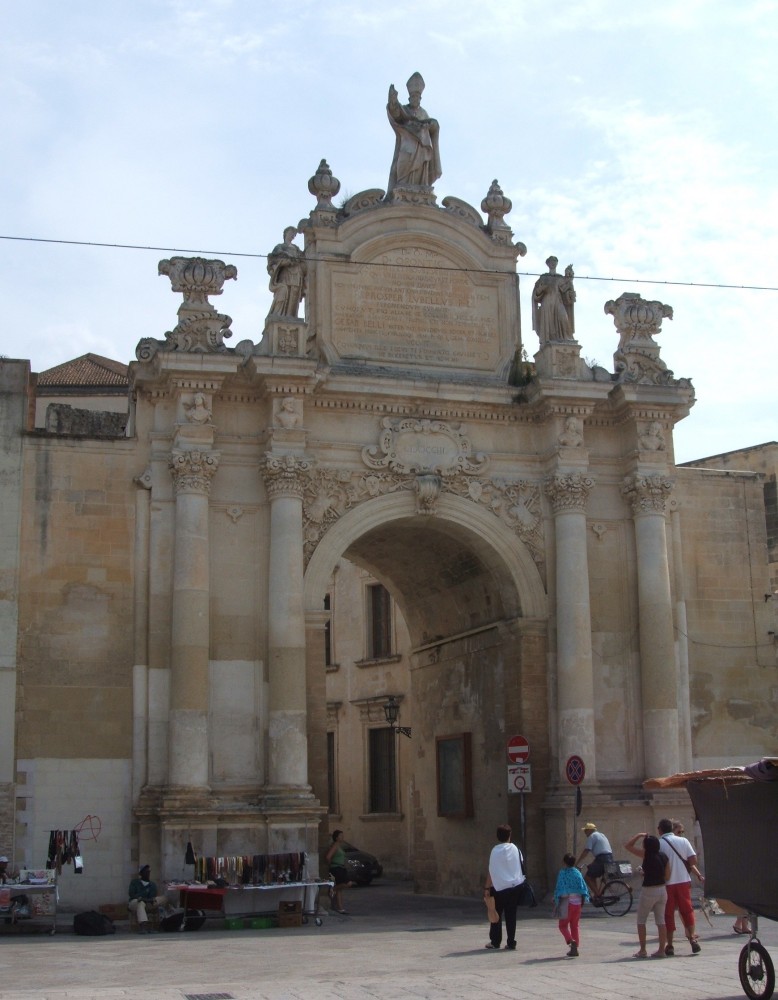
left=565, top=754, right=586, bottom=785
left=508, top=764, right=532, bottom=794
left=506, top=735, right=530, bottom=764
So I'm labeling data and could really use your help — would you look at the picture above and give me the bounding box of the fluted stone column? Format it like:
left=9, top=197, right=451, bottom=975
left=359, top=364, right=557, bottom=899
left=545, top=473, right=597, bottom=783
left=261, top=453, right=314, bottom=794
left=168, top=449, right=219, bottom=789
left=622, top=473, right=679, bottom=779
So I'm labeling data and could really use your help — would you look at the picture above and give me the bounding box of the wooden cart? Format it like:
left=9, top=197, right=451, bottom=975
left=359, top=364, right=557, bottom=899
left=646, top=769, right=777, bottom=999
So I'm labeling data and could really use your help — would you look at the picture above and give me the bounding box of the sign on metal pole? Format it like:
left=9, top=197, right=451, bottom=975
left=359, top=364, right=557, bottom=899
left=565, top=754, right=585, bottom=785
left=506, top=735, right=530, bottom=765
left=507, top=764, right=532, bottom=794
left=565, top=755, right=585, bottom=853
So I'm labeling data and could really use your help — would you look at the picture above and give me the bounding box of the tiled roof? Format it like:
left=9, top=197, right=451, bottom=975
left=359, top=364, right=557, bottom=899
left=37, top=353, right=129, bottom=387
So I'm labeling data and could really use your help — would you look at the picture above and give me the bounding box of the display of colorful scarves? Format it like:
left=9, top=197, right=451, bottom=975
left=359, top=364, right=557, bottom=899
left=192, top=852, right=306, bottom=885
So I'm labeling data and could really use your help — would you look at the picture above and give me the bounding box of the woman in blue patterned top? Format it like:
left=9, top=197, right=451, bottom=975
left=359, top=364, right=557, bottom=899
left=553, top=853, right=590, bottom=957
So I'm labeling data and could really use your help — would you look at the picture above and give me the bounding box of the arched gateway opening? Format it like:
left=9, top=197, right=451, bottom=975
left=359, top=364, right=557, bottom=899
left=305, top=492, right=547, bottom=896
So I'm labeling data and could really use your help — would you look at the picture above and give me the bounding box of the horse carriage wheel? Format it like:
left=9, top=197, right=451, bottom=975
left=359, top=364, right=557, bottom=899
left=739, top=940, right=775, bottom=1000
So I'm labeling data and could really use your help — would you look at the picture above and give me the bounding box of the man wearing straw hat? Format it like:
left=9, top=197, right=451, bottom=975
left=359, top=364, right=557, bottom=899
left=576, top=822, right=614, bottom=901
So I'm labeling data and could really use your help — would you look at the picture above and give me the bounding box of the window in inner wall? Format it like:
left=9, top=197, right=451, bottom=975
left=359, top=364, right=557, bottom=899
left=368, top=727, right=397, bottom=813
left=327, top=731, right=337, bottom=814
left=367, top=583, right=393, bottom=660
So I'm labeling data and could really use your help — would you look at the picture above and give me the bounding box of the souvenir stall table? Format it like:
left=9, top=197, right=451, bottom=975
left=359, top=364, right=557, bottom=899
left=168, top=853, right=332, bottom=929
left=169, top=880, right=333, bottom=928
left=0, top=869, right=58, bottom=935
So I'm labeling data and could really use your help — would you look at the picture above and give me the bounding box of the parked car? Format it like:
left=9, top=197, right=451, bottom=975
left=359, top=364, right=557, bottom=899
left=342, top=843, right=383, bottom=885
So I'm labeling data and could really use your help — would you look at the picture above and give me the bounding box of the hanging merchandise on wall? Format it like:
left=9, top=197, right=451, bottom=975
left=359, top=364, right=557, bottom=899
left=47, top=830, right=82, bottom=874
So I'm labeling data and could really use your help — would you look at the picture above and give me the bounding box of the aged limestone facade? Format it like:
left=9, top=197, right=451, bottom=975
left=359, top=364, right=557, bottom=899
left=1, top=75, right=776, bottom=910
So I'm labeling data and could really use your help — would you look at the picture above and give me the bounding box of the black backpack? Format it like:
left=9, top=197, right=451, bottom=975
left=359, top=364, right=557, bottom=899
left=73, top=910, right=116, bottom=936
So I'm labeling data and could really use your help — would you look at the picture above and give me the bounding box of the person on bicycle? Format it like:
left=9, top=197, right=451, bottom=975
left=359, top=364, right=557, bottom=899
left=576, top=822, right=614, bottom=901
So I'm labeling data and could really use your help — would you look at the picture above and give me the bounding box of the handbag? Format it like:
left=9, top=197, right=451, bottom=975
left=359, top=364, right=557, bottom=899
left=517, top=850, right=538, bottom=907
left=519, top=879, right=538, bottom=907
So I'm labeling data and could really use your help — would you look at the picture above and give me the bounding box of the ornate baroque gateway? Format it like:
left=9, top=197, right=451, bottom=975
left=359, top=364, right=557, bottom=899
left=5, top=69, right=772, bottom=919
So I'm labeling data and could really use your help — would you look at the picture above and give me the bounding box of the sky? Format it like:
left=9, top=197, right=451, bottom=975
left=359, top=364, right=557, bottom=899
left=2, top=0, right=776, bottom=464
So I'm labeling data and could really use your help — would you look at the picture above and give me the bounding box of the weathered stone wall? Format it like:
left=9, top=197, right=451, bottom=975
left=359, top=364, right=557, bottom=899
left=675, top=467, right=777, bottom=766
left=0, top=361, right=29, bottom=861
left=16, top=437, right=137, bottom=761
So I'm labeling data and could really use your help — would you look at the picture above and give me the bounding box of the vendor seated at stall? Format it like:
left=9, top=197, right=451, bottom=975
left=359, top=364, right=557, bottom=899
left=0, top=856, right=30, bottom=921
left=128, top=864, right=174, bottom=932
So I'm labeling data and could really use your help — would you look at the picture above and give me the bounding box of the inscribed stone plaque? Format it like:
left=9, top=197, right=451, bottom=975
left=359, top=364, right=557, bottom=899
left=330, top=246, right=501, bottom=371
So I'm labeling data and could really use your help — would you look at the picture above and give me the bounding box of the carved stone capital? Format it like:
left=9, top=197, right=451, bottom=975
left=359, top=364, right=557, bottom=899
left=621, top=473, right=674, bottom=516
left=169, top=449, right=220, bottom=495
left=261, top=453, right=315, bottom=500
left=545, top=473, right=595, bottom=514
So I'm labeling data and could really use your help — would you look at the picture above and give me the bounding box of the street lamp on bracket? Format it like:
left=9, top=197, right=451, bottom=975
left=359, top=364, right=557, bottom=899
left=383, top=695, right=412, bottom=739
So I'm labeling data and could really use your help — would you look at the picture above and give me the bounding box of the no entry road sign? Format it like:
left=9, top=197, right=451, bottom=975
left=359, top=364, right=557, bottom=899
left=506, top=735, right=530, bottom=764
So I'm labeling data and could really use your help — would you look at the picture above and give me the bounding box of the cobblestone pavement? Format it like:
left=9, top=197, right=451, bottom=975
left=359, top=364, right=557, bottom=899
left=0, top=881, right=775, bottom=1000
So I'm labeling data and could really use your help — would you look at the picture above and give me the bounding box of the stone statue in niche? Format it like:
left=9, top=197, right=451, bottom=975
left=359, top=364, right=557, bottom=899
left=532, top=257, right=576, bottom=345
left=185, top=392, right=212, bottom=424
left=275, top=396, right=302, bottom=429
left=558, top=416, right=583, bottom=448
left=386, top=72, right=441, bottom=193
left=266, top=227, right=306, bottom=320
left=639, top=421, right=666, bottom=452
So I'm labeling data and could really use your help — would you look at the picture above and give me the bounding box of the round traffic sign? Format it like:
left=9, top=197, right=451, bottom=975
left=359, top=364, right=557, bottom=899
left=507, top=735, right=530, bottom=764
left=565, top=754, right=585, bottom=785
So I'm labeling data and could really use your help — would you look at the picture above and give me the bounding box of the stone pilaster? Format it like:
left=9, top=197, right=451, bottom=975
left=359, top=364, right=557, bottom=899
left=621, top=473, right=679, bottom=779
left=168, top=448, right=219, bottom=791
left=132, top=469, right=152, bottom=801
left=545, top=473, right=597, bottom=783
left=260, top=453, right=315, bottom=797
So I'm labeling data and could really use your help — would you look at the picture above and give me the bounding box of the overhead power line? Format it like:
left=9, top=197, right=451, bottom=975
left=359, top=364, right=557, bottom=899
left=1, top=233, right=777, bottom=292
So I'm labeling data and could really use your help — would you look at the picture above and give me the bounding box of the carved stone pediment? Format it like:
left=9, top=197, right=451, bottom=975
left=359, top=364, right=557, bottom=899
left=362, top=417, right=487, bottom=476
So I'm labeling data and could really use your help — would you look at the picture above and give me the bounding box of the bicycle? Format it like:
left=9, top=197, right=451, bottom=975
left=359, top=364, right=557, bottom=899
left=737, top=912, right=775, bottom=1000
left=586, top=860, right=634, bottom=916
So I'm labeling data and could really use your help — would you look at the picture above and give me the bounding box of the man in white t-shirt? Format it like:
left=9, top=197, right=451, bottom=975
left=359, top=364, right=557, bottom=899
left=658, top=817, right=702, bottom=956
left=484, top=824, right=526, bottom=951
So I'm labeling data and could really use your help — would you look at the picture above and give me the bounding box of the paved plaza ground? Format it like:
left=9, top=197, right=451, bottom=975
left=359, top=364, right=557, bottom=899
left=0, top=880, right=775, bottom=1000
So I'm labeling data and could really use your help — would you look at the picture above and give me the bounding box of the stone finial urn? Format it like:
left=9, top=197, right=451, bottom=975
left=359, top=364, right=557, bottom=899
left=308, top=159, right=341, bottom=210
